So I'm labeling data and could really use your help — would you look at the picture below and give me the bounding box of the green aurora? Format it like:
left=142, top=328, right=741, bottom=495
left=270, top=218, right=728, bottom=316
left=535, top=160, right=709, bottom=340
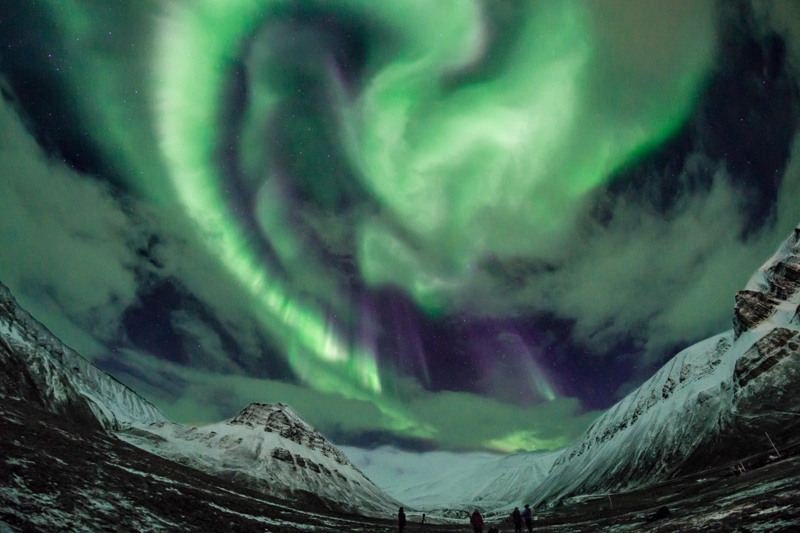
left=154, top=0, right=715, bottom=449
left=3, top=0, right=798, bottom=453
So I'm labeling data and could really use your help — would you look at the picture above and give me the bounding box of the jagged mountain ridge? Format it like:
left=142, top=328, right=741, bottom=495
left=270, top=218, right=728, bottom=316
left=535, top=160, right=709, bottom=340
left=0, top=282, right=166, bottom=429
left=528, top=223, right=800, bottom=507
left=119, top=402, right=401, bottom=515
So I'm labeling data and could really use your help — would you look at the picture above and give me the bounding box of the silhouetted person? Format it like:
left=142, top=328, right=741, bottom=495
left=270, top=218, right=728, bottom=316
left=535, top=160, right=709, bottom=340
left=398, top=507, right=406, bottom=532
left=522, top=504, right=533, bottom=532
left=511, top=506, right=523, bottom=533
left=421, top=513, right=426, bottom=525
left=646, top=506, right=671, bottom=523
left=470, top=509, right=484, bottom=533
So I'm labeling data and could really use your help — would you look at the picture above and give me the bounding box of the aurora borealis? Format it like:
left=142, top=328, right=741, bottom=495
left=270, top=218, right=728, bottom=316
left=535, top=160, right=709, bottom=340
left=2, top=1, right=800, bottom=452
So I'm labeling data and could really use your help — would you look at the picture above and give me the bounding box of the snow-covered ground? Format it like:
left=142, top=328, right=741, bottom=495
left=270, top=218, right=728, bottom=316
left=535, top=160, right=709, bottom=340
left=341, top=444, right=560, bottom=515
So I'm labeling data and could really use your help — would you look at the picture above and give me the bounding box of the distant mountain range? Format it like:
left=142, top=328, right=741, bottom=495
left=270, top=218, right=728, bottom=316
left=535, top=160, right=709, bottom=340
left=341, top=444, right=560, bottom=516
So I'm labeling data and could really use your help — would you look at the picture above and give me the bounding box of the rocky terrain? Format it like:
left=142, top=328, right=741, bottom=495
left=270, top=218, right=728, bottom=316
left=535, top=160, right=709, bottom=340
left=527, top=439, right=800, bottom=532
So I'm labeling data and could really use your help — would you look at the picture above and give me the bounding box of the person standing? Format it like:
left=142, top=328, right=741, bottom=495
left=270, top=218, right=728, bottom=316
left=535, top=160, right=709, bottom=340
left=470, top=509, right=484, bottom=533
left=511, top=506, right=523, bottom=533
left=398, top=507, right=406, bottom=533
left=522, top=504, right=533, bottom=532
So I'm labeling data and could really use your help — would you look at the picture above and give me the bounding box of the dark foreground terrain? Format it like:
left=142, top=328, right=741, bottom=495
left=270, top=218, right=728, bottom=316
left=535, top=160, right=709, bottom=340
left=525, top=445, right=800, bottom=532
left=2, top=395, right=800, bottom=532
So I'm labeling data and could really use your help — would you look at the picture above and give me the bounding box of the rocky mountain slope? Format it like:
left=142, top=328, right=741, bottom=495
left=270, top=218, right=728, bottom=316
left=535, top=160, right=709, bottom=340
left=0, top=281, right=166, bottom=429
left=119, top=402, right=401, bottom=515
left=528, top=223, right=800, bottom=507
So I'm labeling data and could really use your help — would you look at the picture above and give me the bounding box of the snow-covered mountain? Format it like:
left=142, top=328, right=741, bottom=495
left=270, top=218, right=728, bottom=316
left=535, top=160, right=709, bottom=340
left=528, top=223, right=800, bottom=507
left=0, top=279, right=400, bottom=516
left=0, top=281, right=166, bottom=429
left=342, top=445, right=559, bottom=516
left=119, top=402, right=402, bottom=515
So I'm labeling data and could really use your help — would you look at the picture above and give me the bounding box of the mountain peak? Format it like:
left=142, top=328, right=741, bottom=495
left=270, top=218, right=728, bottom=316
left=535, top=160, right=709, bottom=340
left=226, top=401, right=354, bottom=468
left=228, top=402, right=315, bottom=433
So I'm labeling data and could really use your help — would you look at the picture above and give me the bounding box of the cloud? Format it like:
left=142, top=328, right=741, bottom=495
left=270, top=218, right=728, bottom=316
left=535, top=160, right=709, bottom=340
left=0, top=85, right=273, bottom=377
left=552, top=172, right=760, bottom=353
left=495, top=160, right=798, bottom=366
left=102, top=347, right=597, bottom=452
left=0, top=94, right=143, bottom=351
left=406, top=389, right=598, bottom=452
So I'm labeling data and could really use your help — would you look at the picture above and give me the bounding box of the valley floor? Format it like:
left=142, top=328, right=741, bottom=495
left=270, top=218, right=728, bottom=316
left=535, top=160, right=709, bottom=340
left=1, top=395, right=799, bottom=532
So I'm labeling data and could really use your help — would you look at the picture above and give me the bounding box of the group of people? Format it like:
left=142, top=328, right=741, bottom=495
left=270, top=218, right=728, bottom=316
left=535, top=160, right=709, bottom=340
left=397, top=504, right=535, bottom=532
left=470, top=505, right=534, bottom=533
left=509, top=505, right=534, bottom=532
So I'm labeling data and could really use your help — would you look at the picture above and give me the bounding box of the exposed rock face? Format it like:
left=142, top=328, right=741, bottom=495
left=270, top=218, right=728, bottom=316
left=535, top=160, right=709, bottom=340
left=229, top=403, right=351, bottom=465
left=769, top=262, right=800, bottom=300
left=271, top=447, right=295, bottom=463
left=733, top=290, right=780, bottom=339
left=734, top=229, right=800, bottom=339
left=734, top=328, right=800, bottom=416
left=0, top=281, right=166, bottom=429
left=734, top=328, right=800, bottom=389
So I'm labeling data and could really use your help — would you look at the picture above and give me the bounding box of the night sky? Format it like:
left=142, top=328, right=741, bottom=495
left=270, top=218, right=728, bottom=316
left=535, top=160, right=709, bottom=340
left=2, top=0, right=800, bottom=452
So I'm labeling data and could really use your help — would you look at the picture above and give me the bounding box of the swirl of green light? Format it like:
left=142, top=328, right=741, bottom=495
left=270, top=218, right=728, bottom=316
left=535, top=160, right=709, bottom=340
left=154, top=0, right=440, bottom=437
left=154, top=0, right=714, bottom=441
left=342, top=1, right=715, bottom=311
